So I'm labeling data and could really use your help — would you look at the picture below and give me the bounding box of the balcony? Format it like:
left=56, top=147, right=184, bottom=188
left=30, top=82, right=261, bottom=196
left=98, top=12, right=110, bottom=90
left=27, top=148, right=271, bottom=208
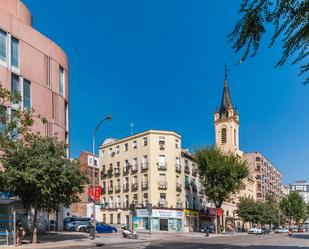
left=141, top=181, right=149, bottom=189
left=176, top=202, right=183, bottom=209
left=114, top=167, right=120, bottom=176
left=131, top=183, right=138, bottom=191
left=131, top=166, right=138, bottom=174
left=192, top=169, right=197, bottom=177
left=157, top=162, right=167, bottom=170
left=108, top=187, right=113, bottom=194
left=115, top=185, right=121, bottom=192
left=115, top=202, right=121, bottom=209
left=123, top=166, right=129, bottom=175
left=107, top=168, right=113, bottom=176
left=102, top=187, right=106, bottom=194
left=175, top=164, right=181, bottom=173
left=123, top=183, right=129, bottom=191
left=185, top=182, right=191, bottom=190
left=101, top=171, right=108, bottom=178
left=141, top=162, right=148, bottom=171
left=184, top=166, right=190, bottom=174
left=158, top=200, right=168, bottom=208
left=159, top=144, right=165, bottom=151
left=122, top=202, right=130, bottom=209
left=158, top=181, right=167, bottom=190
left=176, top=183, right=182, bottom=192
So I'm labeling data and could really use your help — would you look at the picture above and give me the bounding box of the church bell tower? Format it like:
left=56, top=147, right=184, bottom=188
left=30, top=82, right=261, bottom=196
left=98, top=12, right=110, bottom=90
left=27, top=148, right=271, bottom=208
left=214, top=65, right=242, bottom=157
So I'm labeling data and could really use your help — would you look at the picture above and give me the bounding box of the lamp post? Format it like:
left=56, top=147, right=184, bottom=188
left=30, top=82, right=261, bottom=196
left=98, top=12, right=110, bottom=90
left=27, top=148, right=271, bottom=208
left=92, top=115, right=112, bottom=239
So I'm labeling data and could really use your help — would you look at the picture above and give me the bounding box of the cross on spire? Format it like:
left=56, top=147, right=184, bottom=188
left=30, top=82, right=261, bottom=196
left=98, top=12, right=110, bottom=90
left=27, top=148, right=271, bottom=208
left=224, top=64, right=229, bottom=80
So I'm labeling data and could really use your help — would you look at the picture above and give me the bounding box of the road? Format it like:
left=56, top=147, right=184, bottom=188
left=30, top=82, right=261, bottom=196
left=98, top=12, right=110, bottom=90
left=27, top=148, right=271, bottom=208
left=53, top=233, right=309, bottom=249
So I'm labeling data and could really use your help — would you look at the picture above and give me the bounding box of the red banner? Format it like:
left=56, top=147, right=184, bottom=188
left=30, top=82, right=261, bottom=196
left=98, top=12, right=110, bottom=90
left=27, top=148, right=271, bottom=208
left=216, top=208, right=222, bottom=216
left=88, top=186, right=101, bottom=203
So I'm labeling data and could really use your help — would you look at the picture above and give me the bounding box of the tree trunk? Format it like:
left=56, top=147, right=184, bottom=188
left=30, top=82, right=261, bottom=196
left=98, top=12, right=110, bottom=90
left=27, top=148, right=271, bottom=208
left=31, top=208, right=38, bottom=244
left=217, top=215, right=221, bottom=234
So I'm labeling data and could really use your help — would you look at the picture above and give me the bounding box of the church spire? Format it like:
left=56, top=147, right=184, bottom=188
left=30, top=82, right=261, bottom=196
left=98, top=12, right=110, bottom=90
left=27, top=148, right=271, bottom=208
left=219, top=64, right=233, bottom=119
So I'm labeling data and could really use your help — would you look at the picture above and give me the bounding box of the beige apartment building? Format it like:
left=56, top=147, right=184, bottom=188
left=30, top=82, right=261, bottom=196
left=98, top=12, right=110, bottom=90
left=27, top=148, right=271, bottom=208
left=99, top=130, right=184, bottom=231
left=244, top=152, right=282, bottom=202
left=98, top=130, right=208, bottom=232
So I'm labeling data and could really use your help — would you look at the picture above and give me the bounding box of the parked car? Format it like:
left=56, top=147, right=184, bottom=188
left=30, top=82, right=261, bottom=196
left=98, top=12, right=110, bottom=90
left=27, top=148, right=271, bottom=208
left=248, top=227, right=262, bottom=235
left=274, top=228, right=289, bottom=233
left=297, top=228, right=305, bottom=233
left=65, top=221, right=87, bottom=231
left=63, top=217, right=91, bottom=231
left=261, top=227, right=270, bottom=235
left=75, top=221, right=92, bottom=232
left=86, top=223, right=117, bottom=233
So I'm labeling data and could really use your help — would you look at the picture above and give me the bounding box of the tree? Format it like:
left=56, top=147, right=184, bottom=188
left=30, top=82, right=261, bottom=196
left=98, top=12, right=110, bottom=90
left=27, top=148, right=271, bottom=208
left=280, top=192, right=306, bottom=225
left=195, top=146, right=249, bottom=233
left=0, top=84, right=87, bottom=243
left=236, top=197, right=258, bottom=228
left=229, top=0, right=308, bottom=84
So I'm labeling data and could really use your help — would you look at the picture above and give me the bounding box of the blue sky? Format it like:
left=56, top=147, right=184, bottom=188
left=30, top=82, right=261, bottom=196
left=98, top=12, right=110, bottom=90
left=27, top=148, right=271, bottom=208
left=23, top=0, right=308, bottom=184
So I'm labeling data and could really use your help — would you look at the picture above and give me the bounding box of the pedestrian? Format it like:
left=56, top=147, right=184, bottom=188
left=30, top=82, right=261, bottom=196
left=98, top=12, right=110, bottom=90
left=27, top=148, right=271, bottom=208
left=16, top=220, right=25, bottom=246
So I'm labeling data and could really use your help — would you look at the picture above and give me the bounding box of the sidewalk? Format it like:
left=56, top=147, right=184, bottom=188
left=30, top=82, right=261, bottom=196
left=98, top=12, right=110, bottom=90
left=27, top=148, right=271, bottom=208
left=17, top=230, right=243, bottom=249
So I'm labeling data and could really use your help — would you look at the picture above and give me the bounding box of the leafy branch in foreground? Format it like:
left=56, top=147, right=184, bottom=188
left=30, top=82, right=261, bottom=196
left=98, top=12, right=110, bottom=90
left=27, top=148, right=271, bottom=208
left=229, top=0, right=308, bottom=84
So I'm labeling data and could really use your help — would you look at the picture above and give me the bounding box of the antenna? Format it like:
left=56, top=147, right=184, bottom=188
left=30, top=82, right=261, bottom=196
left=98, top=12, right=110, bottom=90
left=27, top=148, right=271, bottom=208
left=130, top=123, right=134, bottom=136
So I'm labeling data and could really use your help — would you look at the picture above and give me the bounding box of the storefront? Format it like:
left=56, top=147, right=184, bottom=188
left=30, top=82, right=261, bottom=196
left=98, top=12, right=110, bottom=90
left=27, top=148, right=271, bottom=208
left=0, top=198, right=16, bottom=247
left=199, top=211, right=213, bottom=232
left=134, top=209, right=183, bottom=232
left=183, top=209, right=199, bottom=232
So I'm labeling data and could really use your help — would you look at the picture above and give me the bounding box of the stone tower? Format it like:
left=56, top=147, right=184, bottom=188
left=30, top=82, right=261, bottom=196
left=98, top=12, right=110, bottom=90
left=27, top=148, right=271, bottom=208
left=214, top=66, right=243, bottom=157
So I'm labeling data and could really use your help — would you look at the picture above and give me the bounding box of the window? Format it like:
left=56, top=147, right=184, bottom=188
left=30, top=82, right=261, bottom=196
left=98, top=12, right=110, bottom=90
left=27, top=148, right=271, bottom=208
left=0, top=106, right=6, bottom=133
left=143, top=137, right=148, bottom=146
left=234, top=129, right=237, bottom=145
left=103, top=214, right=106, bottom=223
left=110, top=214, right=113, bottom=224
left=11, top=109, right=19, bottom=140
left=159, top=155, right=166, bottom=167
left=11, top=37, right=19, bottom=69
left=23, top=79, right=31, bottom=110
left=0, top=30, right=6, bottom=63
left=124, top=143, right=128, bottom=151
left=221, top=127, right=227, bottom=144
left=159, top=137, right=165, bottom=148
left=133, top=140, right=137, bottom=149
left=11, top=73, right=20, bottom=104
left=159, top=193, right=166, bottom=205
left=59, top=66, right=65, bottom=97
left=117, top=213, right=121, bottom=224
left=175, top=139, right=179, bottom=149
left=116, top=146, right=120, bottom=154
left=109, top=148, right=113, bottom=156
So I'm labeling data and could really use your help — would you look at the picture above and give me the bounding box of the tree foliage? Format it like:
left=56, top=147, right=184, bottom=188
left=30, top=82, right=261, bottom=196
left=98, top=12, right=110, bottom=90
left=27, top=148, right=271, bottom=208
left=237, top=196, right=281, bottom=227
left=280, top=192, right=306, bottom=225
left=229, top=0, right=308, bottom=84
left=196, top=146, right=249, bottom=208
left=0, top=84, right=87, bottom=243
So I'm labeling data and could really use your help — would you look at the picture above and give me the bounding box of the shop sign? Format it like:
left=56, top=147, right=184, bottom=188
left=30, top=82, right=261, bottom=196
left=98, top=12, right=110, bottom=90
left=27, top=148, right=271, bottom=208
left=136, top=209, right=184, bottom=219
left=184, top=209, right=199, bottom=218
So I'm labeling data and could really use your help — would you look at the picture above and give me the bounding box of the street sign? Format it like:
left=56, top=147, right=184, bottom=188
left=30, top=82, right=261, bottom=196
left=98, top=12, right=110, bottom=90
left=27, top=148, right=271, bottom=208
left=88, top=186, right=102, bottom=203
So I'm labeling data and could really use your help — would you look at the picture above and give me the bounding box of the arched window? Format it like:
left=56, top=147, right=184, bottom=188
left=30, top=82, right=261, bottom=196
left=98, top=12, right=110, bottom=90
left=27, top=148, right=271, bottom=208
left=234, top=129, right=237, bottom=145
left=221, top=128, right=227, bottom=144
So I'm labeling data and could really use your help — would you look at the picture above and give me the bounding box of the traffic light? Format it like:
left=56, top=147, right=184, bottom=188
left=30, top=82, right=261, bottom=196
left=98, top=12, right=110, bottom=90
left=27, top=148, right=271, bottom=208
left=130, top=203, right=136, bottom=216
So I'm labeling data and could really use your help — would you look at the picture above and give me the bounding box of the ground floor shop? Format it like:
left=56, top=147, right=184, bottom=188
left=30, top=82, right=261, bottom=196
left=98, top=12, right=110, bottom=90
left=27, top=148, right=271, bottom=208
left=134, top=209, right=184, bottom=232
left=183, top=209, right=199, bottom=232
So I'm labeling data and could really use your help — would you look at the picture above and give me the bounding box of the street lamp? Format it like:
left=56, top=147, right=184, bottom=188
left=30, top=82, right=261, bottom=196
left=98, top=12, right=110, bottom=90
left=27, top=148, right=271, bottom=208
left=91, top=115, right=113, bottom=239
